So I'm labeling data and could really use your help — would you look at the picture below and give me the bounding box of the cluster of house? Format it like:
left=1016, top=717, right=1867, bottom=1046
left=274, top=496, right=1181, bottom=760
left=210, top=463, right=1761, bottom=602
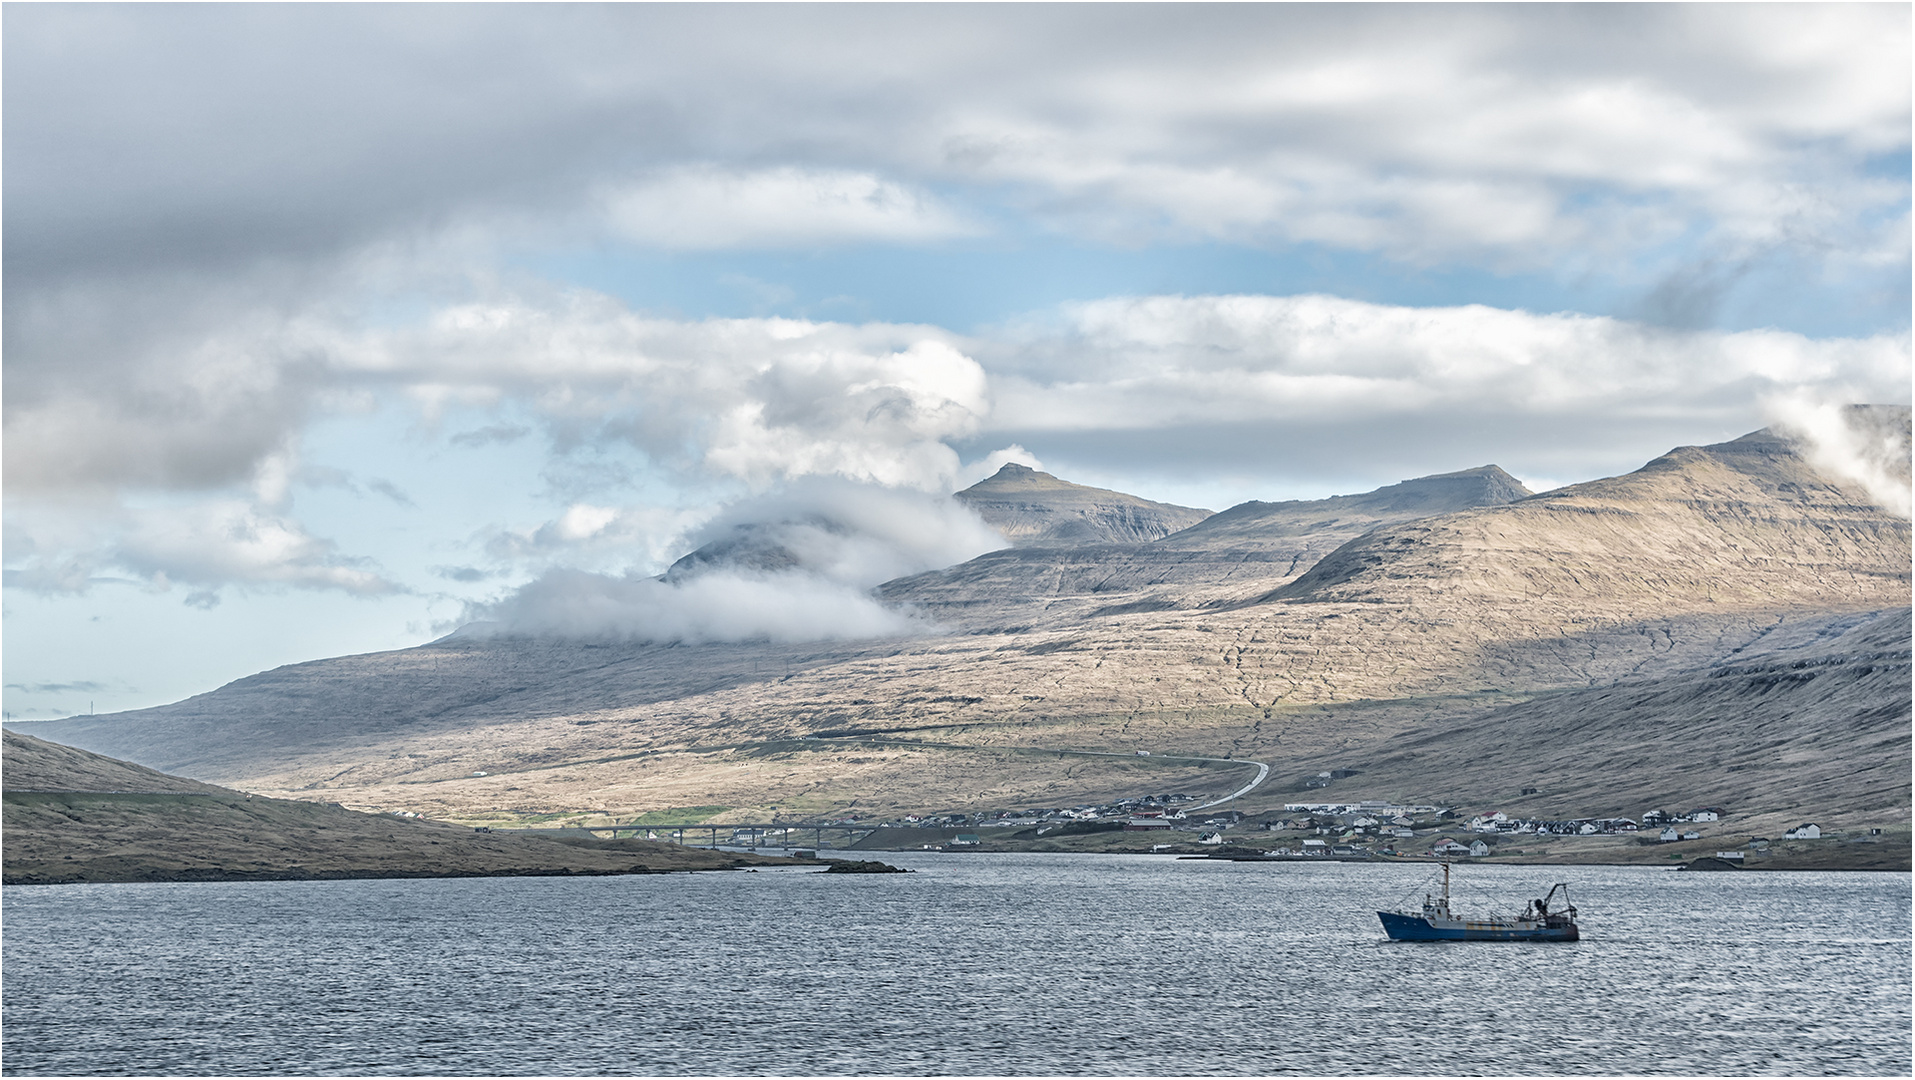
left=1282, top=801, right=1446, bottom=817
left=1241, top=802, right=1748, bottom=857
left=846, top=798, right=1818, bottom=853
left=1454, top=809, right=1723, bottom=838
left=870, top=794, right=1204, bottom=831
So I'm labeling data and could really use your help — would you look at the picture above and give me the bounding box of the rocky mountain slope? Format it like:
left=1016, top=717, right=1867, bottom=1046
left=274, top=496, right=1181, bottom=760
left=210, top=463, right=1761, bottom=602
left=1262, top=607, right=1911, bottom=831
left=952, top=463, right=1212, bottom=545
left=880, top=464, right=1532, bottom=628
left=14, top=416, right=1908, bottom=834
left=2, top=729, right=794, bottom=883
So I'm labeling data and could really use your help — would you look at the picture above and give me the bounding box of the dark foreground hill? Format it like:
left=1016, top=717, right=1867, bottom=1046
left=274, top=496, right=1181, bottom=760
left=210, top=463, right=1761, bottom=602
left=12, top=415, right=1909, bottom=837
left=2, top=730, right=799, bottom=885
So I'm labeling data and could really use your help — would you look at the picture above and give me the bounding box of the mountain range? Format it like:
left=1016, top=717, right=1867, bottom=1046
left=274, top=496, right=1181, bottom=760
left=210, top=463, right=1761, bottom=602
left=15, top=408, right=1910, bottom=837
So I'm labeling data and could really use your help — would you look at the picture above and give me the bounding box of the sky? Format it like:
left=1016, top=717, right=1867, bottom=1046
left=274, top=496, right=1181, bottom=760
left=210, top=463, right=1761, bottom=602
left=4, top=4, right=1910, bottom=719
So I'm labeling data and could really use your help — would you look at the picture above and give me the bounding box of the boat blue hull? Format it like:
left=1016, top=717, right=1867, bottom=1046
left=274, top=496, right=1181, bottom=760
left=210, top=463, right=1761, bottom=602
left=1377, top=910, right=1579, bottom=942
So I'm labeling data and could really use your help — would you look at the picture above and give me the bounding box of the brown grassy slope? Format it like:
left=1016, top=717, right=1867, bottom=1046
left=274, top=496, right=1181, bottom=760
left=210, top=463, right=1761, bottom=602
left=1271, top=427, right=1906, bottom=618
left=5, top=728, right=213, bottom=794
left=1, top=730, right=794, bottom=884
left=881, top=464, right=1532, bottom=628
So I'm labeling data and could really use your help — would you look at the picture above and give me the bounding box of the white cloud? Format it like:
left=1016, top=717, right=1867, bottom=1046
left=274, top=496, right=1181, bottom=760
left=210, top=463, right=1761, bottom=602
left=916, top=6, right=1907, bottom=265
left=982, top=294, right=1912, bottom=432
left=338, top=294, right=994, bottom=491
left=1765, top=395, right=1911, bottom=518
left=10, top=285, right=1906, bottom=603
left=956, top=445, right=1045, bottom=489
left=602, top=166, right=975, bottom=249
left=481, top=502, right=715, bottom=575
left=466, top=566, right=928, bottom=644
left=469, top=480, right=1006, bottom=643
left=676, top=480, right=1007, bottom=587
left=4, top=498, right=401, bottom=606
left=7, top=6, right=1902, bottom=288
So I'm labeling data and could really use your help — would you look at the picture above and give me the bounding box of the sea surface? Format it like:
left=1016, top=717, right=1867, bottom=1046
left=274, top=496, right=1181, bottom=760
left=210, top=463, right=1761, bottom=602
left=3, top=853, right=1909, bottom=1076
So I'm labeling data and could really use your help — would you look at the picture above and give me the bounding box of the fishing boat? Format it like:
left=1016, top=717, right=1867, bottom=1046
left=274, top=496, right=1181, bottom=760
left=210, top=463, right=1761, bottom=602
left=1377, top=862, right=1579, bottom=941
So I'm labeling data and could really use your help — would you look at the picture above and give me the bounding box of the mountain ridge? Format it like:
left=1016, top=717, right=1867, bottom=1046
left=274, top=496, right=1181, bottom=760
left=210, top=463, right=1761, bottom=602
left=12, top=416, right=1908, bottom=835
left=878, top=463, right=1535, bottom=628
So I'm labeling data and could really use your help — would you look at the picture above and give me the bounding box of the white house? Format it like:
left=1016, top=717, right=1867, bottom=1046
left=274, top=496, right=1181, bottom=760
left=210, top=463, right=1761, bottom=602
left=1689, top=809, right=1721, bottom=823
left=1468, top=840, right=1490, bottom=857
left=1660, top=826, right=1680, bottom=842
left=1785, top=823, right=1823, bottom=840
left=1430, top=838, right=1471, bottom=856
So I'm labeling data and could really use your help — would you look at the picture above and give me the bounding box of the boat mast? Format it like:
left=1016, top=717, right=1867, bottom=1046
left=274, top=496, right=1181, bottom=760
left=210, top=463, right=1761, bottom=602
left=1442, top=861, right=1451, bottom=910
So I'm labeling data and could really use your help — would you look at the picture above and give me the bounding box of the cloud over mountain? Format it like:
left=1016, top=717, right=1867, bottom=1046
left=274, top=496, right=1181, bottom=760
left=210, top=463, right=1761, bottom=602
left=469, top=481, right=1006, bottom=643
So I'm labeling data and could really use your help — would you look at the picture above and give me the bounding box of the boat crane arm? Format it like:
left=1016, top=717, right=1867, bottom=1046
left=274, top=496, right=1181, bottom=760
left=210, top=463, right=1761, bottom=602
left=1539, top=882, right=1575, bottom=913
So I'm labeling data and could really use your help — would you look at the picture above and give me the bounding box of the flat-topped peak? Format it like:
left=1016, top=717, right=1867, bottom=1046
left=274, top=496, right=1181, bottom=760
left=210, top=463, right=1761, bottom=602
left=959, top=462, right=1077, bottom=495
left=955, top=464, right=1211, bottom=546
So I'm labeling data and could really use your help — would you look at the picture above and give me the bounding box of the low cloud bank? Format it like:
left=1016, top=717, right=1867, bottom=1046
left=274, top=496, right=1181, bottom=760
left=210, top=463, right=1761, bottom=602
left=464, top=567, right=926, bottom=644
left=466, top=481, right=1007, bottom=642
left=1767, top=396, right=1912, bottom=518
left=670, top=481, right=1007, bottom=586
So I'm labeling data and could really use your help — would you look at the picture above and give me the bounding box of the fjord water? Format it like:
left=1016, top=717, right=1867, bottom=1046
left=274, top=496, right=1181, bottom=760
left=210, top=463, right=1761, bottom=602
left=4, top=854, right=1908, bottom=1076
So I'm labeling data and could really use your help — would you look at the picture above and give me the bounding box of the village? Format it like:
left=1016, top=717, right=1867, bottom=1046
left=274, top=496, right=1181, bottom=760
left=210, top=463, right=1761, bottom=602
left=793, top=793, right=1850, bottom=860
